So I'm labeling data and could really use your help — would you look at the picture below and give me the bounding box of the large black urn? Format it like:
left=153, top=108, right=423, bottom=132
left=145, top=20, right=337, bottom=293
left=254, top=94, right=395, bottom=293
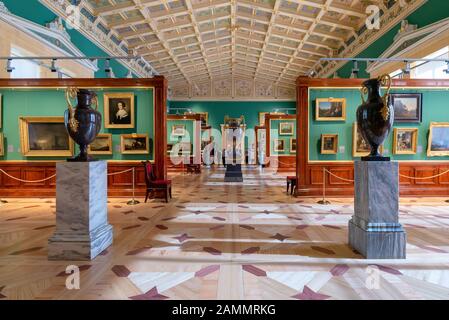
left=64, top=88, right=101, bottom=162
left=356, top=74, right=394, bottom=161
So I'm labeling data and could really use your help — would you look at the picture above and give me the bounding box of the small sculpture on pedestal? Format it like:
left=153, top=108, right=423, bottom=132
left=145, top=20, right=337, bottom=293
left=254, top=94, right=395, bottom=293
left=356, top=74, right=394, bottom=161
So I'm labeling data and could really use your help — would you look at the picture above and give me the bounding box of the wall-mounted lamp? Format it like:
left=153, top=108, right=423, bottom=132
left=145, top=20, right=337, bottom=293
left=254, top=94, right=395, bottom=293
left=50, top=59, right=58, bottom=73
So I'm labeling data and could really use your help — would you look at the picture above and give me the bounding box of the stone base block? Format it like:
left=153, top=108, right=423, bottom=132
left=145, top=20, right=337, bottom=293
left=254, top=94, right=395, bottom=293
left=349, top=220, right=406, bottom=259
left=48, top=224, right=113, bottom=261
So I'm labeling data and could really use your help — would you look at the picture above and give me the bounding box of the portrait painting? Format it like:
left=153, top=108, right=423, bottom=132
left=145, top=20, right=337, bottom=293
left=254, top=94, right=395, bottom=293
left=19, top=116, right=74, bottom=157
left=321, top=134, right=338, bottom=155
left=121, top=134, right=149, bottom=154
left=427, top=123, right=449, bottom=157
left=104, top=93, right=135, bottom=129
left=393, top=128, right=418, bottom=155
left=391, top=93, right=422, bottom=123
left=279, top=122, right=294, bottom=135
left=316, top=98, right=346, bottom=121
left=172, top=124, right=186, bottom=137
left=290, top=138, right=297, bottom=153
left=88, top=134, right=113, bottom=155
left=0, top=133, right=4, bottom=156
left=274, top=139, right=285, bottom=152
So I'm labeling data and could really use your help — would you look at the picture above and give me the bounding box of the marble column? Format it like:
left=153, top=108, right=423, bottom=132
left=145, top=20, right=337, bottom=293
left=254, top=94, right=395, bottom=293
left=349, top=161, right=406, bottom=259
left=48, top=161, right=113, bottom=261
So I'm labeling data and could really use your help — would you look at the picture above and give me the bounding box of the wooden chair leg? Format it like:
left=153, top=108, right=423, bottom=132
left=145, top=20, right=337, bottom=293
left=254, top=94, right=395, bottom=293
left=169, top=186, right=172, bottom=199
left=165, top=188, right=169, bottom=203
left=291, top=181, right=296, bottom=195
left=286, top=181, right=290, bottom=194
left=145, top=190, right=149, bottom=203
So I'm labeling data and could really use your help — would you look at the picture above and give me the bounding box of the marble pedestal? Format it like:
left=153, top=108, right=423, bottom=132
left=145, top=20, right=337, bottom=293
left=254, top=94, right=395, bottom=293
left=349, top=161, right=406, bottom=259
left=48, top=161, right=113, bottom=261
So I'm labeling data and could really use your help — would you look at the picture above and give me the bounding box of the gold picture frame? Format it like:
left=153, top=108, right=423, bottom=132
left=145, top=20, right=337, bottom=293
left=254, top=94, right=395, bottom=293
left=427, top=122, right=449, bottom=157
left=393, top=128, right=418, bottom=155
left=88, top=133, right=113, bottom=155
left=0, top=133, right=4, bottom=156
left=120, top=134, right=149, bottom=154
left=290, top=138, right=297, bottom=153
left=279, top=122, right=294, bottom=135
left=104, top=93, right=135, bottom=129
left=19, top=116, right=74, bottom=157
left=186, top=111, right=208, bottom=126
left=274, top=139, right=285, bottom=152
left=316, top=98, right=346, bottom=121
left=352, top=123, right=383, bottom=157
left=0, top=93, right=2, bottom=129
left=321, top=134, right=338, bottom=155
left=172, top=124, right=186, bottom=137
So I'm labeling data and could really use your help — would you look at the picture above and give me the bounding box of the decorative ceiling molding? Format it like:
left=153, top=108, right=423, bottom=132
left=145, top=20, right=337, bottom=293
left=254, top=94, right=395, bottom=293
left=39, top=0, right=157, bottom=78
left=0, top=2, right=97, bottom=72
left=366, top=17, right=449, bottom=75
left=316, top=0, right=428, bottom=78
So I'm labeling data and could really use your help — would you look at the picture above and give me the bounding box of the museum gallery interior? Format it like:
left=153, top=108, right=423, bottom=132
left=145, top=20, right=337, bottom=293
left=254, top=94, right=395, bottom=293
left=1, top=0, right=449, bottom=302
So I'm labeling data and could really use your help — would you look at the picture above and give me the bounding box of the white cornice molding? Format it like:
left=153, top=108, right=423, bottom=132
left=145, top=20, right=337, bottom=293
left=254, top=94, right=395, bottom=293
left=39, top=0, right=157, bottom=78
left=317, top=0, right=428, bottom=78
left=0, top=2, right=97, bottom=71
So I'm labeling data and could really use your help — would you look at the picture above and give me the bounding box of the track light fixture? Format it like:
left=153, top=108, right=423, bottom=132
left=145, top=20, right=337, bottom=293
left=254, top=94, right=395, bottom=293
left=402, top=61, right=411, bottom=76
left=50, top=59, right=58, bottom=73
left=444, top=61, right=449, bottom=75
left=309, top=70, right=316, bottom=78
left=104, top=58, right=112, bottom=78
left=6, top=59, right=14, bottom=73
left=350, top=60, right=359, bottom=79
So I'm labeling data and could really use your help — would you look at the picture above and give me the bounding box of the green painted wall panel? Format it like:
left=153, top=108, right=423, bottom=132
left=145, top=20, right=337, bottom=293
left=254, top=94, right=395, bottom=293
left=166, top=119, right=196, bottom=153
left=269, top=119, right=297, bottom=156
left=0, top=88, right=154, bottom=161
left=309, top=88, right=449, bottom=161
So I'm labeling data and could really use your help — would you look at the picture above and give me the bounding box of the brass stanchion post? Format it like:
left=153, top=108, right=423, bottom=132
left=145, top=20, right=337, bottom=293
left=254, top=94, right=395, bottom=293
left=127, top=167, right=140, bottom=206
left=317, top=167, right=331, bottom=205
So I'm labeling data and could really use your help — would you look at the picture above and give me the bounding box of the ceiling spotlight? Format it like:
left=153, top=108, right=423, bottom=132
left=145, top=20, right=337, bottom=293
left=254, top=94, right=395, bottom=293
left=6, top=59, right=14, bottom=73
left=402, top=61, right=411, bottom=76
left=350, top=60, right=359, bottom=79
left=104, top=59, right=112, bottom=78
left=444, top=61, right=449, bottom=75
left=50, top=59, right=58, bottom=73
left=309, top=70, right=316, bottom=78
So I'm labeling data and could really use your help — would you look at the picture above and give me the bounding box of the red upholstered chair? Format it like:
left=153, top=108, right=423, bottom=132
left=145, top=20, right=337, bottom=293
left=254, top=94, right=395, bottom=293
left=286, top=176, right=297, bottom=195
left=142, top=161, right=172, bottom=203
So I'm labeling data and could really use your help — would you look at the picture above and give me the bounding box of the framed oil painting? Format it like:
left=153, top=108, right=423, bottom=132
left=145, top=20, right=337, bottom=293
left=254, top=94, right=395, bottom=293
left=274, top=139, right=285, bottom=152
left=88, top=133, right=113, bottom=155
left=393, top=128, right=418, bottom=155
left=427, top=122, right=449, bottom=157
left=0, top=133, right=4, bottom=156
left=321, top=134, right=338, bottom=155
left=186, top=112, right=208, bottom=127
left=104, top=93, right=135, bottom=129
left=259, top=112, right=268, bottom=126
left=172, top=124, right=186, bottom=137
left=290, top=138, right=297, bottom=153
left=19, top=116, right=74, bottom=157
left=316, top=98, right=346, bottom=121
left=390, top=93, right=422, bottom=123
left=120, top=134, right=149, bottom=154
left=279, top=122, right=294, bottom=135
left=352, top=123, right=383, bottom=157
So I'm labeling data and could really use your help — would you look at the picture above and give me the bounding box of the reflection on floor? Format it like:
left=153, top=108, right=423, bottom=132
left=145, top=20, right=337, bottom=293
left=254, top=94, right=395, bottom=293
left=1, top=166, right=449, bottom=300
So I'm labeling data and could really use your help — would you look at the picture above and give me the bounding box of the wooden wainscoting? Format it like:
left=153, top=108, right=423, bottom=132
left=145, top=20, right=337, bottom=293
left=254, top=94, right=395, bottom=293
left=0, top=161, right=149, bottom=197
left=267, top=156, right=296, bottom=171
left=297, top=162, right=449, bottom=197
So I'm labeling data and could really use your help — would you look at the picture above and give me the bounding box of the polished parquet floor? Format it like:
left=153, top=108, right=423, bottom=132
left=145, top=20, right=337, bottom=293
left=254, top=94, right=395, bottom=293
left=1, top=166, right=449, bottom=300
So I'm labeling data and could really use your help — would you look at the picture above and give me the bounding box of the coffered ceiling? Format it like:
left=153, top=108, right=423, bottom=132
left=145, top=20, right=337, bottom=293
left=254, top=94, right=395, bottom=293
left=41, top=0, right=426, bottom=99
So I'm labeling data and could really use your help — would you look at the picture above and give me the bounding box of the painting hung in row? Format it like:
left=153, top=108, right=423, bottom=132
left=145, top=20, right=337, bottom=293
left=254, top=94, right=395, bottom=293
left=393, top=128, right=418, bottom=155
left=316, top=98, right=346, bottom=121
left=321, top=134, right=338, bottom=154
left=19, top=116, right=74, bottom=157
left=279, top=122, right=294, bottom=135
left=428, top=122, right=449, bottom=157
left=121, top=134, right=150, bottom=155
left=88, top=134, right=113, bottom=155
left=274, top=138, right=296, bottom=153
left=391, top=93, right=422, bottom=123
left=104, top=93, right=135, bottom=129
left=0, top=133, right=4, bottom=156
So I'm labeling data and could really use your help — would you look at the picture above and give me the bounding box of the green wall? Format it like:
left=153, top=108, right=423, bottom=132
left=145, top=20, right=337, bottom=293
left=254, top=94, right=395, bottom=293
left=336, top=0, right=449, bottom=78
left=269, top=119, right=297, bottom=156
left=168, top=100, right=296, bottom=130
left=0, top=88, right=154, bottom=161
left=1, top=0, right=133, bottom=78
left=309, top=88, right=449, bottom=161
left=166, top=119, right=196, bottom=154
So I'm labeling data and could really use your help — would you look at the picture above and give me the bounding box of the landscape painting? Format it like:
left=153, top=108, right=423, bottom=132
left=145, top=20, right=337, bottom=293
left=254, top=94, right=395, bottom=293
left=88, top=134, right=113, bottom=155
left=391, top=93, right=422, bottom=123
left=316, top=98, right=346, bottom=121
left=428, top=123, right=449, bottom=157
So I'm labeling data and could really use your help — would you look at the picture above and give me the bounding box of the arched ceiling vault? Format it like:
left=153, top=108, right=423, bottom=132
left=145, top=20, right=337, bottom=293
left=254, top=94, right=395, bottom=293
left=40, top=0, right=426, bottom=99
